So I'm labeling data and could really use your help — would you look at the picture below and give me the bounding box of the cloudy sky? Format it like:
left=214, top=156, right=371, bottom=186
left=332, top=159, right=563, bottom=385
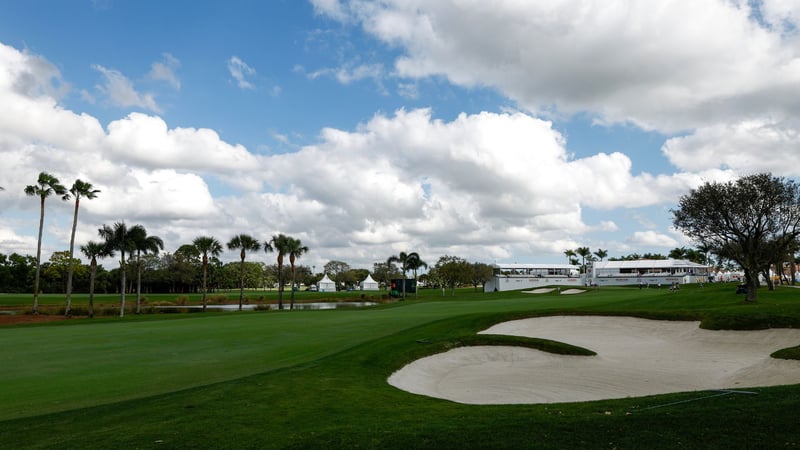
left=1, top=0, right=799, bottom=271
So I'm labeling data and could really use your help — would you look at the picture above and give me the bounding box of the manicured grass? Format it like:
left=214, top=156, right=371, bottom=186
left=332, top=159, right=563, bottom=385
left=1, top=283, right=800, bottom=448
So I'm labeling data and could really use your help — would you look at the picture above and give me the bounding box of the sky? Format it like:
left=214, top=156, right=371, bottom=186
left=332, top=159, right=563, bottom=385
left=1, top=0, right=800, bottom=271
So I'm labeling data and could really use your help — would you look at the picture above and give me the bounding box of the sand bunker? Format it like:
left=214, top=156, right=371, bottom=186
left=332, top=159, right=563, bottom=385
left=388, top=316, right=800, bottom=404
left=522, top=288, right=555, bottom=294
left=560, top=289, right=585, bottom=295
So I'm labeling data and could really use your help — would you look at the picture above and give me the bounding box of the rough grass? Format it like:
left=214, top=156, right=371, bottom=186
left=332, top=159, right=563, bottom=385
left=1, top=282, right=800, bottom=448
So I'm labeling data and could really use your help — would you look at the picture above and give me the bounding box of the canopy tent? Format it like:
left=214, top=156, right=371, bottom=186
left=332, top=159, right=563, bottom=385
left=317, top=274, right=336, bottom=292
left=360, top=274, right=380, bottom=291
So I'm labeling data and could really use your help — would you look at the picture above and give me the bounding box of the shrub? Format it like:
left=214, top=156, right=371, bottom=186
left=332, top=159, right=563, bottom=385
left=208, top=295, right=228, bottom=304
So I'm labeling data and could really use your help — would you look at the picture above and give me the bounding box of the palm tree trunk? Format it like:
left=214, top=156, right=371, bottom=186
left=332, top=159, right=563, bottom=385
left=402, top=268, right=407, bottom=300
left=414, top=269, right=418, bottom=299
left=202, top=256, right=208, bottom=312
left=136, top=252, right=143, bottom=314
left=33, top=197, right=45, bottom=314
left=65, top=198, right=80, bottom=316
left=277, top=262, right=284, bottom=310
left=88, top=259, right=96, bottom=318
left=119, top=251, right=127, bottom=317
left=290, top=265, right=296, bottom=310
left=238, top=258, right=245, bottom=311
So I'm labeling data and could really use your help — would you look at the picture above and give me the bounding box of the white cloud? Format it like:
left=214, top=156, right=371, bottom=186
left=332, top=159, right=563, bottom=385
left=0, top=36, right=762, bottom=269
left=627, top=230, right=679, bottom=248
left=148, top=53, right=181, bottom=89
left=106, top=112, right=263, bottom=172
left=310, top=0, right=349, bottom=22
left=760, top=0, right=800, bottom=33
left=227, top=56, right=256, bottom=90
left=256, top=108, right=701, bottom=265
left=330, top=0, right=800, bottom=133
left=93, top=64, right=161, bottom=112
left=662, top=119, right=800, bottom=176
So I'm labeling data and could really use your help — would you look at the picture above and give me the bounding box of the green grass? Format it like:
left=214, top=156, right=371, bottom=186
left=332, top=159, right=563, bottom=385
left=1, top=283, right=800, bottom=448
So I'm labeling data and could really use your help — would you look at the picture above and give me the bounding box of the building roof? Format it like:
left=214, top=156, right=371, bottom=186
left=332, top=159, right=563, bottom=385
left=593, top=259, right=708, bottom=270
left=492, top=263, right=577, bottom=269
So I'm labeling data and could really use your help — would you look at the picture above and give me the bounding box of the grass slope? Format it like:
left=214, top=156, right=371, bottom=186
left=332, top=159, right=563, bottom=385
left=1, top=283, right=800, bottom=448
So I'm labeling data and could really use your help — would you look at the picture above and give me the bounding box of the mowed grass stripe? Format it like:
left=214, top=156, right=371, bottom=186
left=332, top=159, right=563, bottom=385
left=0, top=293, right=586, bottom=421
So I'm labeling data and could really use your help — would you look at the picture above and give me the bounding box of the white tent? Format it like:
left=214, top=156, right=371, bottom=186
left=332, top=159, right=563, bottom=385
left=360, top=274, right=379, bottom=291
left=317, top=274, right=336, bottom=292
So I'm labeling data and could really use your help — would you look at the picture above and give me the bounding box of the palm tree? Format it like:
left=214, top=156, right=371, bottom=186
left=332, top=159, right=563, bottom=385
left=269, top=234, right=292, bottom=310
left=99, top=221, right=138, bottom=317
left=406, top=253, right=427, bottom=299
left=227, top=234, right=261, bottom=311
left=64, top=179, right=100, bottom=316
left=25, top=172, right=68, bottom=314
left=564, top=249, right=577, bottom=265
left=668, top=247, right=688, bottom=260
left=593, top=248, right=608, bottom=262
left=575, top=247, right=592, bottom=275
left=193, top=236, right=223, bottom=312
left=287, top=237, right=309, bottom=310
left=130, top=225, right=164, bottom=314
left=388, top=251, right=419, bottom=300
left=80, top=240, right=111, bottom=318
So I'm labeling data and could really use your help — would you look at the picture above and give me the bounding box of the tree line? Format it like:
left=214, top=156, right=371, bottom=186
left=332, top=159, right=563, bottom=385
left=11, top=171, right=495, bottom=316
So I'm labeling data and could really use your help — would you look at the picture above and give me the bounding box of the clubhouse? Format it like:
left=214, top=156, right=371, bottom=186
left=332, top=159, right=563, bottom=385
left=589, top=259, right=710, bottom=286
left=484, top=259, right=710, bottom=292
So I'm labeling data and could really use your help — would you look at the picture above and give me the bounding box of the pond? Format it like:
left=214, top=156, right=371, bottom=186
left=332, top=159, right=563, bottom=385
left=152, top=302, right=377, bottom=312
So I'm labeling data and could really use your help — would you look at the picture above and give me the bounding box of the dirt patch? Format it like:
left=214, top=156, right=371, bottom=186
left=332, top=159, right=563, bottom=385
left=0, top=313, right=73, bottom=326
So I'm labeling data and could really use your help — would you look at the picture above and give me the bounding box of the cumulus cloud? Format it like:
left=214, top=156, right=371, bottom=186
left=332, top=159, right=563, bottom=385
left=0, top=43, right=231, bottom=258
left=0, top=28, right=771, bottom=269
left=627, top=230, right=679, bottom=248
left=321, top=0, right=800, bottom=133
left=662, top=119, right=800, bottom=176
left=228, top=56, right=256, bottom=89
left=258, top=108, right=699, bottom=264
left=93, top=64, right=161, bottom=112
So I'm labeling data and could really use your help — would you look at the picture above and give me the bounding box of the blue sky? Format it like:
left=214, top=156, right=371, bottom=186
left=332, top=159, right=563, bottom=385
left=1, top=0, right=799, bottom=270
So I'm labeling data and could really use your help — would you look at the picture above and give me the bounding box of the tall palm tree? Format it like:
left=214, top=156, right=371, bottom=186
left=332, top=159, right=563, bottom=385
left=269, top=234, right=292, bottom=310
left=388, top=251, right=418, bottom=300
left=593, top=248, right=608, bottom=262
left=64, top=179, right=100, bottom=316
left=227, top=234, right=261, bottom=311
left=130, top=225, right=164, bottom=314
left=25, top=172, right=68, bottom=314
left=407, top=253, right=427, bottom=299
left=80, top=240, right=111, bottom=318
left=575, top=246, right=592, bottom=275
left=193, top=236, right=223, bottom=312
left=287, top=237, right=309, bottom=310
left=99, top=222, right=138, bottom=317
left=564, top=249, right=577, bottom=265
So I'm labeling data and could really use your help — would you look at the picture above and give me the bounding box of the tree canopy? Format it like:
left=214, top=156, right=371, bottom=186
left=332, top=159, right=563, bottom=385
left=672, top=173, right=800, bottom=302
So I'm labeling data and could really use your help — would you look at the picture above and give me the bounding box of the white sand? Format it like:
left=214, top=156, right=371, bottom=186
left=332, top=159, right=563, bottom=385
left=522, top=288, right=555, bottom=294
left=388, top=316, right=800, bottom=404
left=560, top=289, right=586, bottom=295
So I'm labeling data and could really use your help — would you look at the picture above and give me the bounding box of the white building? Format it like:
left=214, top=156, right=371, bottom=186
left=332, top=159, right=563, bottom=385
left=484, top=263, right=582, bottom=292
left=590, top=259, right=709, bottom=286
